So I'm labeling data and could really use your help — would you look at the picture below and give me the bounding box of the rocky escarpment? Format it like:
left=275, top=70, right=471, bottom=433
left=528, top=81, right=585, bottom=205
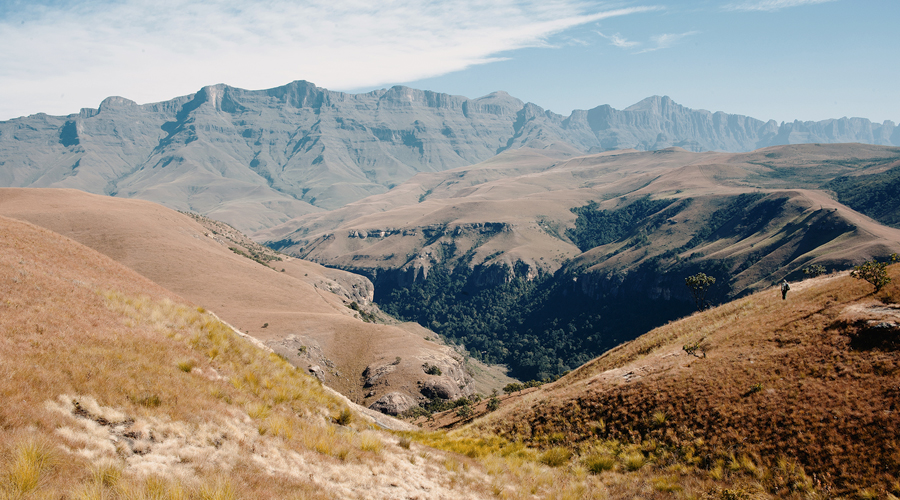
left=284, top=221, right=531, bottom=288
left=2, top=82, right=899, bottom=233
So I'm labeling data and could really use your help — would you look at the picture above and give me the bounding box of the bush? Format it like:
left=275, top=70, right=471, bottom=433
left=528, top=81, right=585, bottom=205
left=502, top=382, right=523, bottom=394
left=486, top=393, right=501, bottom=412
left=423, top=363, right=442, bottom=376
left=803, top=264, right=827, bottom=278
left=850, top=257, right=894, bottom=292
left=334, top=408, right=353, bottom=426
left=455, top=403, right=472, bottom=419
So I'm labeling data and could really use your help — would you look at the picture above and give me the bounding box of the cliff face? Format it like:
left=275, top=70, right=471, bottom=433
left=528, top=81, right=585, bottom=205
left=1, top=82, right=898, bottom=232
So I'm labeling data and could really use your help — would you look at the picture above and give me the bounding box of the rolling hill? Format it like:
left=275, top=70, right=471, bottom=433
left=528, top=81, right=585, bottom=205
left=0, top=188, right=517, bottom=414
left=0, top=213, right=550, bottom=499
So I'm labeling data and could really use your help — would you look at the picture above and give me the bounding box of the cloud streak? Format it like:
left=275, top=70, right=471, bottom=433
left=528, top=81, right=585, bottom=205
left=597, top=31, right=640, bottom=48
left=638, top=31, right=699, bottom=53
left=725, top=0, right=838, bottom=12
left=598, top=28, right=697, bottom=53
left=0, top=0, right=657, bottom=119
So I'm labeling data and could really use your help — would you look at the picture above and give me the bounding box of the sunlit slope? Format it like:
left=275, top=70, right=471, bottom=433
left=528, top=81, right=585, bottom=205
left=0, top=188, right=470, bottom=405
left=468, top=267, right=900, bottom=495
left=0, top=214, right=529, bottom=498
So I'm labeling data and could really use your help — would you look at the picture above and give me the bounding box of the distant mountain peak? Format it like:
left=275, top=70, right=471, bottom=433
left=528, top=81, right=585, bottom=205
left=1, top=80, right=898, bottom=233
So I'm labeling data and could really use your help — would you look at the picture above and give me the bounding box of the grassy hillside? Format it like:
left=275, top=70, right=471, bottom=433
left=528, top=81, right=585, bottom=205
left=825, top=163, right=900, bottom=228
left=0, top=188, right=497, bottom=412
left=427, top=264, right=900, bottom=498
left=0, top=215, right=515, bottom=499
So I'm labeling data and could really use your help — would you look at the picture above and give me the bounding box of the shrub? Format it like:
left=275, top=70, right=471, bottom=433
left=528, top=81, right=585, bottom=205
left=423, top=363, right=442, bottom=376
left=803, top=264, right=827, bottom=278
left=486, top=394, right=501, bottom=412
left=851, top=258, right=893, bottom=292
left=683, top=337, right=707, bottom=358
left=456, top=403, right=473, bottom=419
left=334, top=408, right=353, bottom=426
left=502, top=382, right=523, bottom=394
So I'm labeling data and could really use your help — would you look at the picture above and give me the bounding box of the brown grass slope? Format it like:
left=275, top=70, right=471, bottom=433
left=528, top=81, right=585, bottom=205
left=0, top=214, right=531, bottom=499
left=465, top=267, right=900, bottom=496
left=0, top=188, right=477, bottom=408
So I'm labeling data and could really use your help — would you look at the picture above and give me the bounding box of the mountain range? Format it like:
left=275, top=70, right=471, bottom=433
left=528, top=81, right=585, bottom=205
left=1, top=80, right=898, bottom=232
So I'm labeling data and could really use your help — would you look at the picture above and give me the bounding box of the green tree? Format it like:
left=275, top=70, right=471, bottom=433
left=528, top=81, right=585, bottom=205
left=850, top=255, right=897, bottom=292
left=685, top=273, right=716, bottom=311
left=486, top=390, right=501, bottom=412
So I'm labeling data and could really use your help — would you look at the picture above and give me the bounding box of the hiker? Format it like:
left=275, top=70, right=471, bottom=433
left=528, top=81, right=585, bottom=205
left=781, top=279, right=790, bottom=300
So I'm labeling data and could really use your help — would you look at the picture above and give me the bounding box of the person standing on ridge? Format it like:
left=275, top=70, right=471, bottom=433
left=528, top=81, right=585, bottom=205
left=781, top=279, right=790, bottom=300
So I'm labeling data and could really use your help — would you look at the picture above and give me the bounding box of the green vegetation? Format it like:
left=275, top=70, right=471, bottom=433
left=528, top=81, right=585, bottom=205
left=379, top=252, right=711, bottom=379
left=486, top=392, right=501, bottom=412
left=377, top=194, right=782, bottom=379
left=850, top=254, right=898, bottom=292
left=803, top=264, right=827, bottom=278
left=824, top=163, right=900, bottom=227
left=565, top=197, right=684, bottom=251
left=685, top=272, right=716, bottom=311
left=679, top=193, right=770, bottom=249
left=423, top=363, right=442, bottom=376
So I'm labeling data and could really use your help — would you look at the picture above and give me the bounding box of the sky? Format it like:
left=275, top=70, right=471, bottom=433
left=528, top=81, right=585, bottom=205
left=1, top=0, right=896, bottom=123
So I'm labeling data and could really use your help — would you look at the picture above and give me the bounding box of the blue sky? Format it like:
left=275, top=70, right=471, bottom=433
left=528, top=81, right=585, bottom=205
left=1, top=0, right=896, bottom=123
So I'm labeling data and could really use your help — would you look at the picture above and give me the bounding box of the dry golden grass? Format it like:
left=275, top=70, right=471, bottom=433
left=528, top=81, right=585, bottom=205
left=2, top=216, right=501, bottom=499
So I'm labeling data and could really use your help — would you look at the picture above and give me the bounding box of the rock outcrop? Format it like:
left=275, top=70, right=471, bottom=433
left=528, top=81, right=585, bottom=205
left=368, top=392, right=418, bottom=416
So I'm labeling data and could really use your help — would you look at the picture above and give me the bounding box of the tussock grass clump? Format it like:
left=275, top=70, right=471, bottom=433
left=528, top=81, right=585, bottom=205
left=539, top=447, right=572, bottom=467
left=582, top=453, right=616, bottom=474
left=3, top=436, right=57, bottom=495
left=358, top=431, right=383, bottom=454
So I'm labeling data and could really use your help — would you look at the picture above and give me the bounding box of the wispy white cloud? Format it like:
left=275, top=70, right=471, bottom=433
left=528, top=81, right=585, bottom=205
left=725, top=0, right=838, bottom=12
left=0, top=0, right=659, bottom=119
left=597, top=31, right=640, bottom=48
left=598, top=28, right=697, bottom=53
left=638, top=31, right=699, bottom=52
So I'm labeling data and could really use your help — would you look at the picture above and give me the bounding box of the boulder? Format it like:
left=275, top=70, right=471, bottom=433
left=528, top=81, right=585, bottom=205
left=362, top=363, right=397, bottom=387
left=368, top=392, right=417, bottom=416
left=420, top=378, right=462, bottom=400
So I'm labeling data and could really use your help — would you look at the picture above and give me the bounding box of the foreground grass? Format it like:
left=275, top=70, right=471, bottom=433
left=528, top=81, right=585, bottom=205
left=0, top=218, right=407, bottom=498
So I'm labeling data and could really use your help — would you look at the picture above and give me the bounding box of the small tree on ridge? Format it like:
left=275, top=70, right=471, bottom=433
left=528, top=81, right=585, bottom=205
left=685, top=272, right=716, bottom=311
